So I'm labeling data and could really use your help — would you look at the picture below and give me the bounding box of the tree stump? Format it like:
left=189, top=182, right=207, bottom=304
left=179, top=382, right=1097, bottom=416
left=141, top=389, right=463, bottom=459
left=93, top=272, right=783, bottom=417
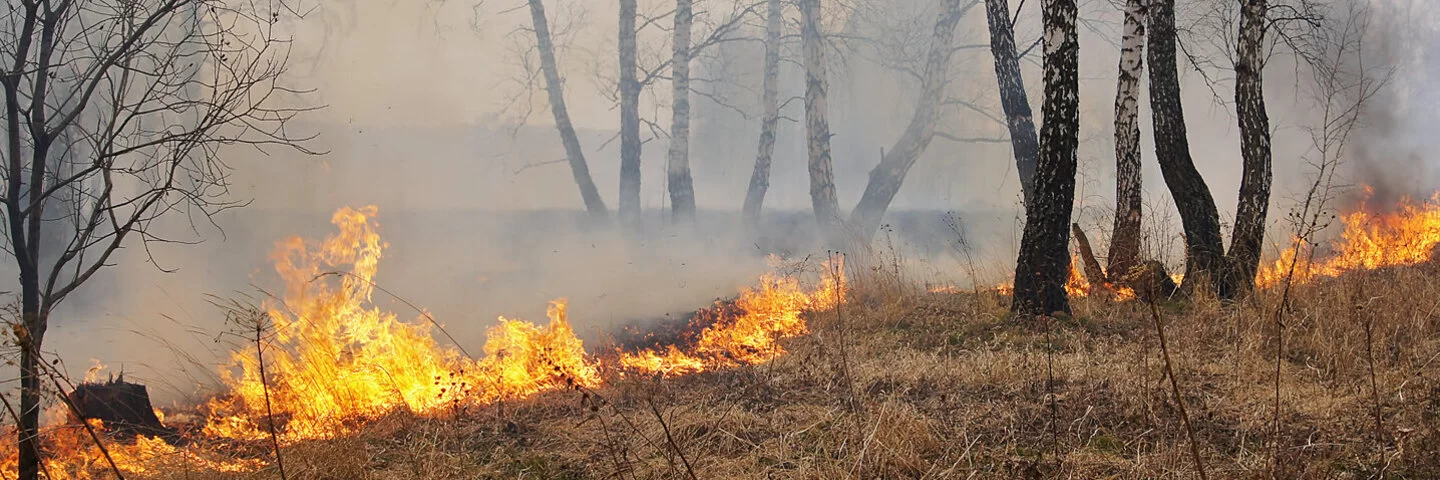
left=1122, top=260, right=1180, bottom=303
left=67, top=376, right=178, bottom=442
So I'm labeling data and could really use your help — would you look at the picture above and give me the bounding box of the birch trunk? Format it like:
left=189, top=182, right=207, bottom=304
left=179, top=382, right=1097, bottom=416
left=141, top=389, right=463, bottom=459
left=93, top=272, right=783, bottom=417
left=982, top=0, right=1039, bottom=206
left=1012, top=0, right=1080, bottom=316
left=1106, top=0, right=1146, bottom=281
left=800, top=0, right=842, bottom=238
left=1225, top=0, right=1272, bottom=295
left=667, top=0, right=696, bottom=222
left=528, top=0, right=608, bottom=218
left=1146, top=0, right=1225, bottom=295
left=850, top=0, right=967, bottom=241
left=742, top=0, right=783, bottom=225
left=618, top=0, right=643, bottom=228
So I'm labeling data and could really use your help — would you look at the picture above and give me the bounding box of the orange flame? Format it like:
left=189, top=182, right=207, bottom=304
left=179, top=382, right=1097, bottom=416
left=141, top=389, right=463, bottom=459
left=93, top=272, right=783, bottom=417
left=1258, top=192, right=1440, bottom=287
left=618, top=258, right=846, bottom=376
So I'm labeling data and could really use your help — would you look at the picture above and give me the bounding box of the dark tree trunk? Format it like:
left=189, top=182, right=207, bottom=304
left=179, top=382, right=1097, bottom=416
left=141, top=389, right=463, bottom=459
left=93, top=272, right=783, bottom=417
left=528, top=0, right=608, bottom=218
left=667, top=0, right=696, bottom=222
left=1107, top=0, right=1146, bottom=282
left=1072, top=222, right=1108, bottom=286
left=742, top=0, right=783, bottom=225
left=17, top=309, right=43, bottom=480
left=850, top=0, right=967, bottom=241
left=618, top=0, right=643, bottom=228
left=799, top=0, right=842, bottom=238
left=1225, top=0, right=1272, bottom=296
left=1012, top=0, right=1080, bottom=317
left=1146, top=0, right=1225, bottom=295
left=982, top=0, right=1039, bottom=206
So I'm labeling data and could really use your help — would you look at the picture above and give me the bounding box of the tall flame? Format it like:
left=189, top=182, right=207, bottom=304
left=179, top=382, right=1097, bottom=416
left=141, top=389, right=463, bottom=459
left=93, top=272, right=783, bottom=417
left=203, top=206, right=599, bottom=442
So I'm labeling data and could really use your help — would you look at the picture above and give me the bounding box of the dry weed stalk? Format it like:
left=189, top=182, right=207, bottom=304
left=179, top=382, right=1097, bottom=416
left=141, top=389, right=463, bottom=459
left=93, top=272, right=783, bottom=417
left=1143, top=295, right=1208, bottom=480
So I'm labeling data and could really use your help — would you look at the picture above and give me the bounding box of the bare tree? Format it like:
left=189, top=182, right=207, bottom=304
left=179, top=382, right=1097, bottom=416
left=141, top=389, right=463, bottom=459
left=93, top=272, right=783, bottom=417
left=1106, top=0, right=1147, bottom=282
left=1222, top=0, right=1273, bottom=295
left=666, top=0, right=697, bottom=222
left=1147, top=0, right=1225, bottom=295
left=1012, top=0, right=1079, bottom=316
left=800, top=0, right=841, bottom=238
left=981, top=0, right=1038, bottom=206
left=527, top=0, right=609, bottom=218
left=741, top=0, right=782, bottom=225
left=619, top=0, right=643, bottom=228
left=0, top=1, right=313, bottom=478
left=849, top=0, right=972, bottom=241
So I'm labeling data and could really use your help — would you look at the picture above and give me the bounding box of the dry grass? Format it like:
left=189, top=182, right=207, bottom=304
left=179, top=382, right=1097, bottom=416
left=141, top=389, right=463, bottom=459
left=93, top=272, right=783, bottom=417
left=90, top=260, right=1440, bottom=479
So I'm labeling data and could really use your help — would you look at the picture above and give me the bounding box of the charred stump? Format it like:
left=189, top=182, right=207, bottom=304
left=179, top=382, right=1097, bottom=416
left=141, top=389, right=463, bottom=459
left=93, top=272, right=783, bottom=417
left=1122, top=260, right=1180, bottom=303
left=67, top=376, right=178, bottom=443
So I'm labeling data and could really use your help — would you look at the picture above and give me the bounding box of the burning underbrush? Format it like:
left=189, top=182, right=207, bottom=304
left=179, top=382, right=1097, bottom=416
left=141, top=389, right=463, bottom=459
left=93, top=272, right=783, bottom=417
left=0, top=206, right=846, bottom=478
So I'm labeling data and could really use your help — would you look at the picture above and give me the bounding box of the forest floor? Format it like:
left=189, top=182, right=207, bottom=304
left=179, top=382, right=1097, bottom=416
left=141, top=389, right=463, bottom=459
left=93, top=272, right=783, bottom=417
left=128, top=262, right=1440, bottom=479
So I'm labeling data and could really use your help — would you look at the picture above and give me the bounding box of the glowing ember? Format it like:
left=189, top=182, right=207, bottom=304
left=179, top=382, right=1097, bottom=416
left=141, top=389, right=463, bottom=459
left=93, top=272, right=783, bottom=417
left=1258, top=192, right=1440, bottom=287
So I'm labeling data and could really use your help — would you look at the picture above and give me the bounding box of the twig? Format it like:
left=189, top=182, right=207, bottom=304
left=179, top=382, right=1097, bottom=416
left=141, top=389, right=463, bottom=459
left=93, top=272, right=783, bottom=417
left=254, top=317, right=288, bottom=480
left=1145, top=298, right=1209, bottom=480
left=645, top=398, right=698, bottom=480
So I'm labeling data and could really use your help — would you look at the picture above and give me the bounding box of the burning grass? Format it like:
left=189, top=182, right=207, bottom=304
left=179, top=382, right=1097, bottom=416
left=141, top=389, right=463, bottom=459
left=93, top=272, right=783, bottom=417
left=7, top=199, right=1440, bottom=478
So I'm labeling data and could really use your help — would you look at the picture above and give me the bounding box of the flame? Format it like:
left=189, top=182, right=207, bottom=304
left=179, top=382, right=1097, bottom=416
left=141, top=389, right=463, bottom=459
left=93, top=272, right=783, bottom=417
left=3, top=205, right=850, bottom=477
left=618, top=259, right=846, bottom=376
left=1258, top=192, right=1440, bottom=287
left=203, top=206, right=599, bottom=442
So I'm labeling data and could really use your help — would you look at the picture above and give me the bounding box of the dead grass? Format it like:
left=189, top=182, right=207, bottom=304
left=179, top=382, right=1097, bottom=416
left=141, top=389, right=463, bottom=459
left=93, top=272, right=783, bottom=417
left=106, top=261, right=1440, bottom=479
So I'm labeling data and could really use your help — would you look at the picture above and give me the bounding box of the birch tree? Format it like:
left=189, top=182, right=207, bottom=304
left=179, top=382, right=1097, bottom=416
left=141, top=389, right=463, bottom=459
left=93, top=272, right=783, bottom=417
left=1147, top=0, right=1226, bottom=295
left=849, top=0, right=971, bottom=240
left=527, top=0, right=609, bottom=218
left=666, top=0, right=697, bottom=222
left=1106, top=0, right=1147, bottom=281
left=981, top=0, right=1039, bottom=206
left=618, top=0, right=643, bottom=227
left=741, top=0, right=782, bottom=224
left=800, top=0, right=842, bottom=237
left=1012, top=0, right=1080, bottom=316
left=1223, top=0, right=1273, bottom=294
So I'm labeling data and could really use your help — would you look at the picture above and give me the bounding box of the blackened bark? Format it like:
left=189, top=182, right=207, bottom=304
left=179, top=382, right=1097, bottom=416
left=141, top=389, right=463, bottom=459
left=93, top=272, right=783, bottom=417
left=742, top=0, right=783, bottom=225
left=528, top=0, right=608, bottom=218
left=800, top=0, right=842, bottom=238
left=1072, top=223, right=1108, bottom=286
left=619, top=0, right=643, bottom=228
left=1013, top=0, right=1080, bottom=316
left=1225, top=0, right=1272, bottom=295
left=982, top=0, right=1039, bottom=206
left=1107, top=0, right=1145, bottom=282
left=850, top=0, right=968, bottom=241
left=667, top=0, right=696, bottom=222
left=1146, top=0, right=1225, bottom=295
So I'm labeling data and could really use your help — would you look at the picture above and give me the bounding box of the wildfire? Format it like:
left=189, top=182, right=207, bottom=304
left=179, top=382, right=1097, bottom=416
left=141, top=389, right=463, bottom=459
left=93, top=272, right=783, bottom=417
left=1257, top=192, right=1440, bottom=288
left=4, top=205, right=846, bottom=477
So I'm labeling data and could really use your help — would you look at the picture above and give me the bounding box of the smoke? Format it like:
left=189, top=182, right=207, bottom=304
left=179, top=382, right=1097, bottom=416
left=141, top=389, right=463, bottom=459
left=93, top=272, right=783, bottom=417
left=1346, top=0, right=1440, bottom=208
left=3, top=0, right=1425, bottom=406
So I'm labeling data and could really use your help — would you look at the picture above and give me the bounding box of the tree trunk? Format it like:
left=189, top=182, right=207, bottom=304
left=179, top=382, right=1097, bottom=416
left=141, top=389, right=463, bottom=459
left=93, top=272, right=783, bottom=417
left=528, top=0, right=609, bottom=218
left=1146, top=0, right=1225, bottom=295
left=1072, top=222, right=1107, bottom=286
left=1106, top=0, right=1146, bottom=282
left=982, top=0, right=1039, bottom=206
left=850, top=0, right=967, bottom=241
left=618, top=0, right=643, bottom=228
left=799, top=0, right=842, bottom=238
left=17, top=286, right=44, bottom=480
left=667, top=0, right=696, bottom=222
left=1012, top=0, right=1080, bottom=317
left=742, top=0, right=783, bottom=225
left=1225, top=0, right=1272, bottom=296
